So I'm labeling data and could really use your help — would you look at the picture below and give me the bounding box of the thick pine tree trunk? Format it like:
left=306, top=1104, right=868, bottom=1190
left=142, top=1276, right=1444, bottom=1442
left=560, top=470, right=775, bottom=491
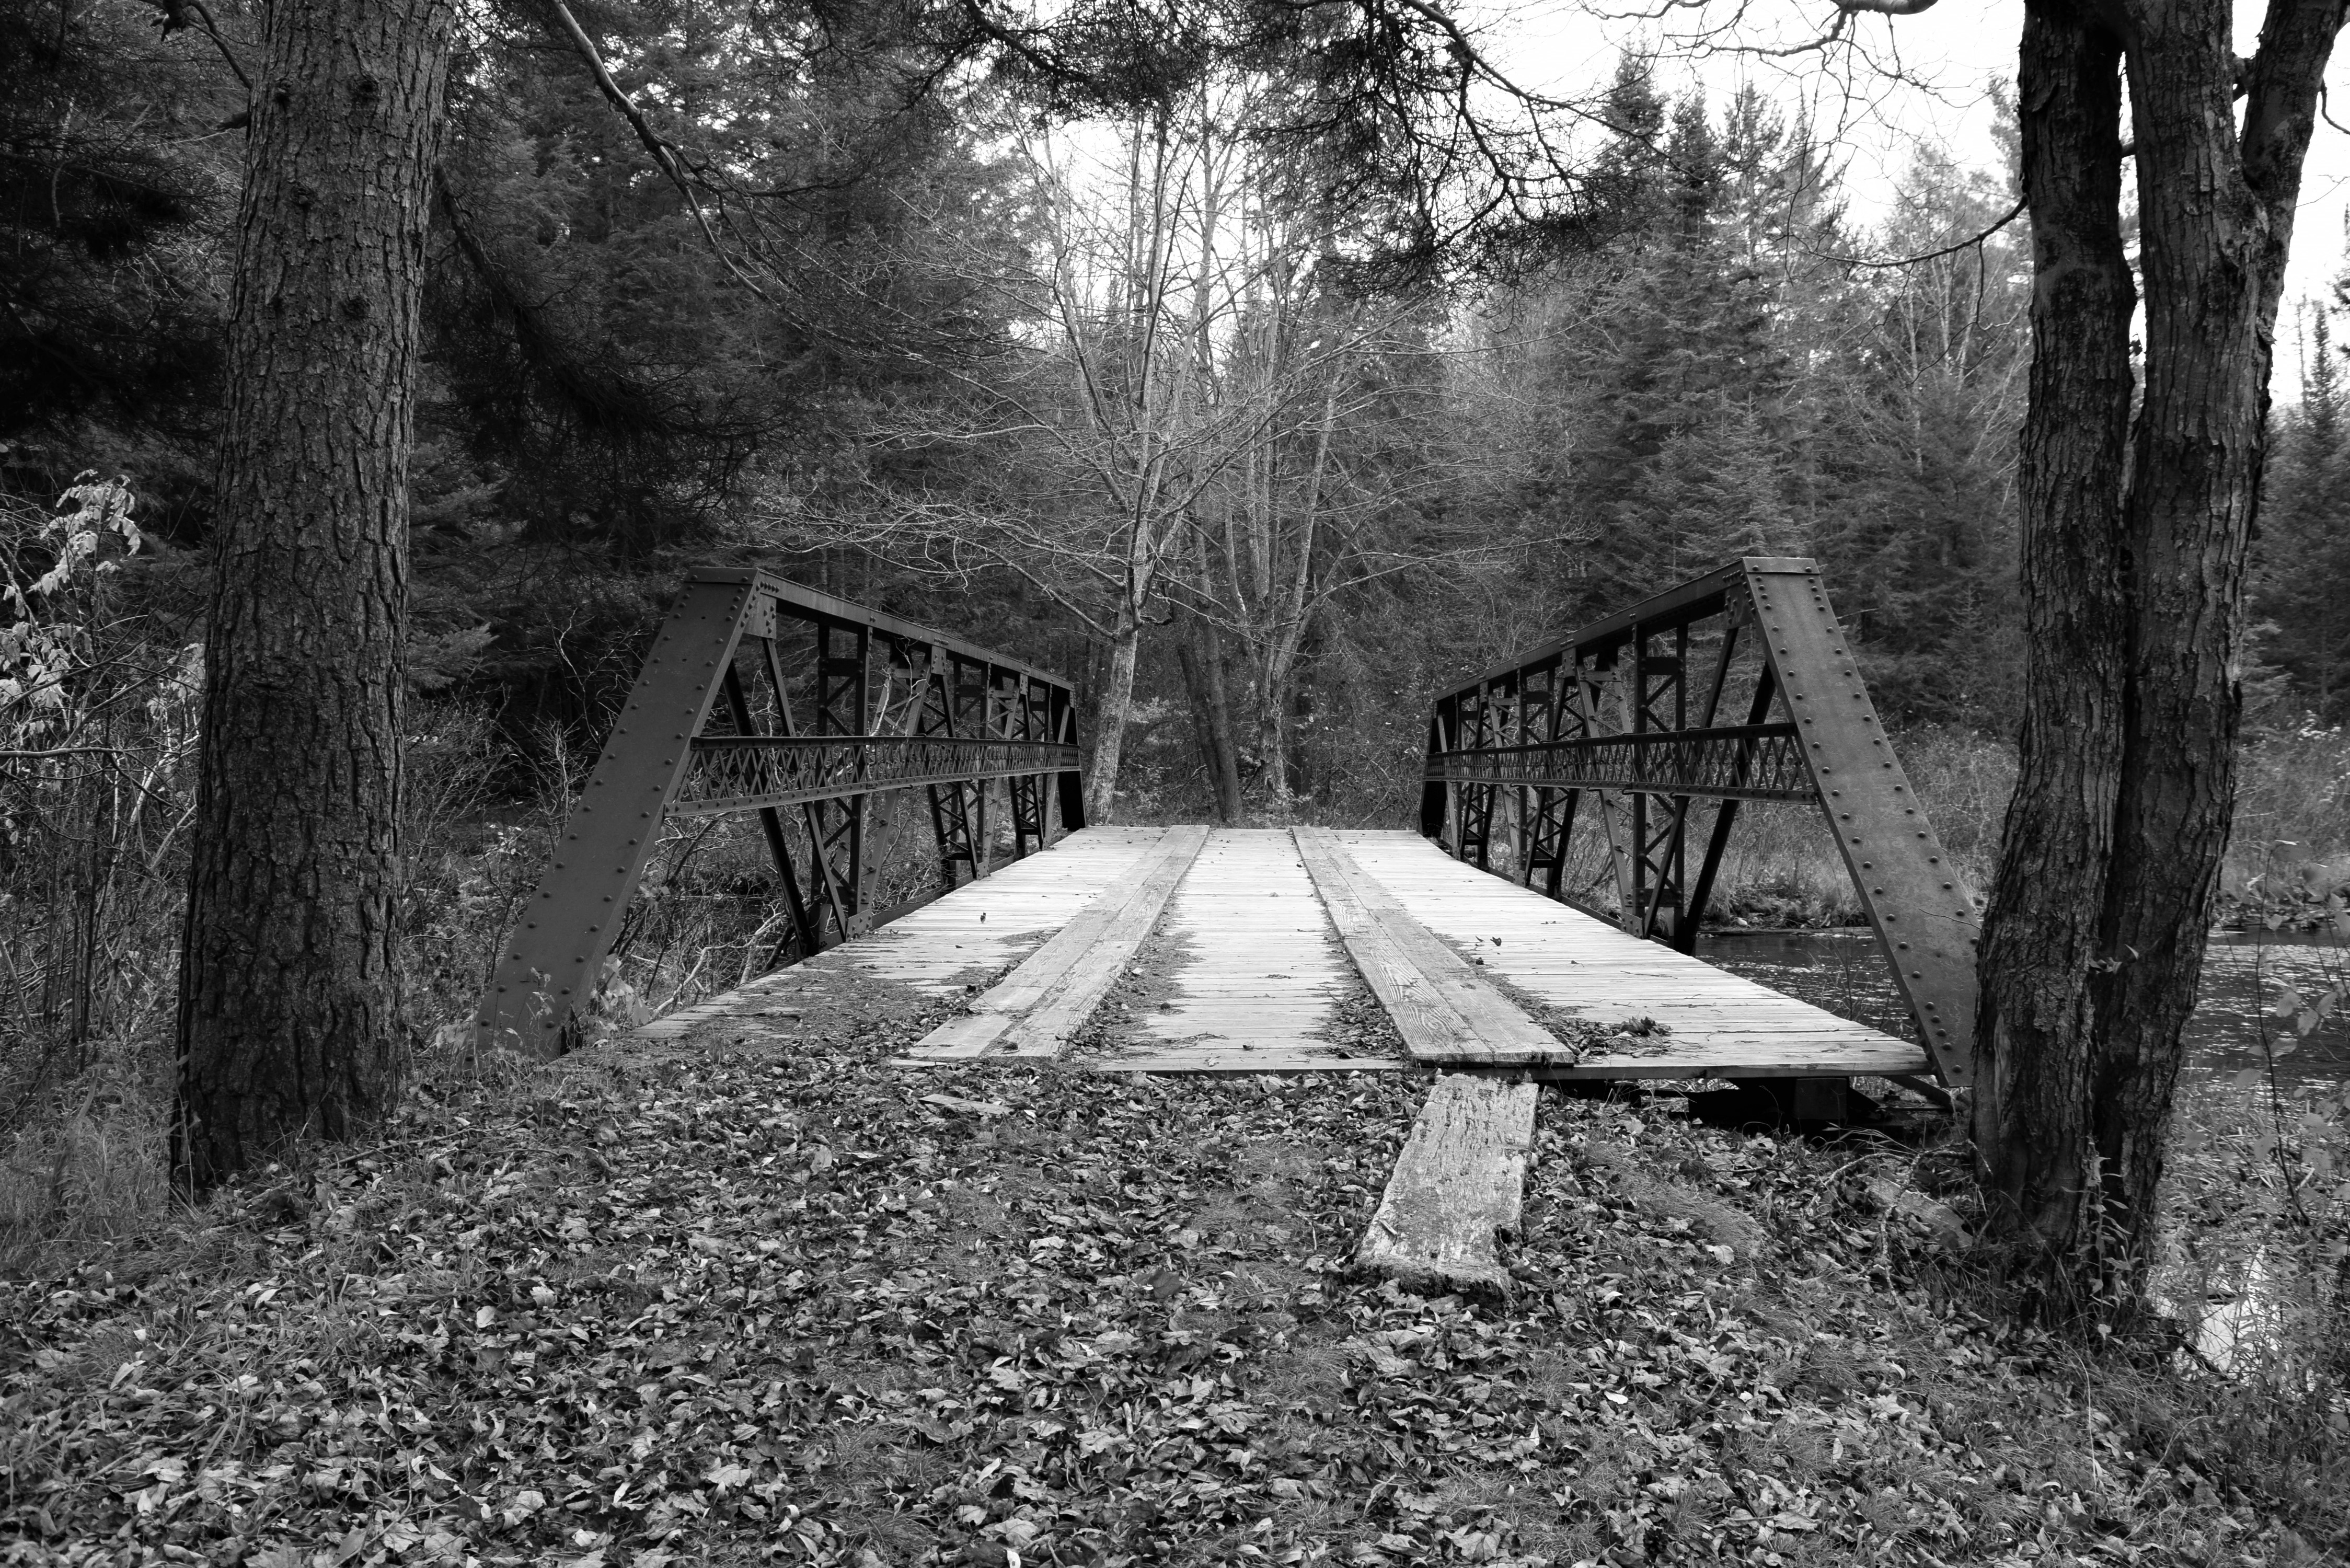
left=175, top=0, right=452, bottom=1187
left=1972, top=0, right=2135, bottom=1290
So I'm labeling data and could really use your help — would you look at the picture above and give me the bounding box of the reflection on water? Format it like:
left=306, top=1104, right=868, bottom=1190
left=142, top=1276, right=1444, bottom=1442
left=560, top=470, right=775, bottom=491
left=1699, top=925, right=2348, bottom=1369
left=1697, top=926, right=2350, bottom=1087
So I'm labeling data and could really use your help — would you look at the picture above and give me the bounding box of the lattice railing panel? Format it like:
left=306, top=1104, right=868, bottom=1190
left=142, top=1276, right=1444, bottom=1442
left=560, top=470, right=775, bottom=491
left=479, top=570, right=1083, bottom=1058
left=1421, top=557, right=1979, bottom=1089
left=672, top=737, right=1082, bottom=816
left=1427, top=724, right=1807, bottom=800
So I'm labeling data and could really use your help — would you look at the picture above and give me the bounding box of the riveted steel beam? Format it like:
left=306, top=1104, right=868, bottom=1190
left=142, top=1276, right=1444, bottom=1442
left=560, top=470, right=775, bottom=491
left=477, top=569, right=1082, bottom=1059
left=1745, top=561, right=1978, bottom=1089
left=1421, top=557, right=1980, bottom=1090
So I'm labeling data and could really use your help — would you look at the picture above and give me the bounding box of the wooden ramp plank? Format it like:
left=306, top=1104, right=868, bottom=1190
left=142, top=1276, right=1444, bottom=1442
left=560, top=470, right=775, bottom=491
left=1293, top=826, right=1563, bottom=1066
left=1332, top=830, right=1930, bottom=1080
left=632, top=827, right=1169, bottom=1050
left=846, top=826, right=1172, bottom=995
left=1088, top=828, right=1400, bottom=1074
left=905, top=826, right=1211, bottom=1060
left=1356, top=1074, right=1540, bottom=1294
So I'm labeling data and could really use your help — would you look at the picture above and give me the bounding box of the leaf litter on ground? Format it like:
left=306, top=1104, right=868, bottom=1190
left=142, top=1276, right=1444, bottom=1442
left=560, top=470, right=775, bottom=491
left=0, top=951, right=2328, bottom=1567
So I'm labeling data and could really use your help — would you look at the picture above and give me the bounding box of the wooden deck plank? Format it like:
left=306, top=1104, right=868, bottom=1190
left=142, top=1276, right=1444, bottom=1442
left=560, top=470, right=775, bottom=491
left=1087, top=1048, right=1403, bottom=1073
left=653, top=822, right=1930, bottom=1087
left=634, top=826, right=1169, bottom=1048
left=1292, top=826, right=1562, bottom=1065
left=995, top=825, right=1212, bottom=1057
left=840, top=826, right=1172, bottom=995
left=907, top=826, right=1211, bottom=1060
left=1292, top=824, right=1478, bottom=1059
left=1332, top=831, right=1930, bottom=1080
left=1098, top=828, right=1393, bottom=1073
left=1356, top=1074, right=1540, bottom=1293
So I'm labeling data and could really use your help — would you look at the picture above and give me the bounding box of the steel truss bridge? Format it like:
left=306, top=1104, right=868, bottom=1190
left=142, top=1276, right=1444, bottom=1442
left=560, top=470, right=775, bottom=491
left=482, top=558, right=1976, bottom=1104
left=1419, top=557, right=1977, bottom=1089
left=478, top=570, right=1083, bottom=1056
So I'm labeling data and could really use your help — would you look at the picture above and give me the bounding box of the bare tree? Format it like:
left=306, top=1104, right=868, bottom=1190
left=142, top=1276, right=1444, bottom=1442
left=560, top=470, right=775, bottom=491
left=778, top=83, right=1439, bottom=820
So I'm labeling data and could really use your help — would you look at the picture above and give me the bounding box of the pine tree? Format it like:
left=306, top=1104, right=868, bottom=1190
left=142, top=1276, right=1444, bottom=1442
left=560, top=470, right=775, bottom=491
left=2250, top=294, right=2350, bottom=716
left=1571, top=90, right=1795, bottom=609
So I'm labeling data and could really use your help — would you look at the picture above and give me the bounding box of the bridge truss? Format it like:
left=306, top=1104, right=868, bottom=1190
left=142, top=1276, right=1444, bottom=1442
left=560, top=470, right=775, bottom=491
left=1421, top=557, right=1978, bottom=1089
left=480, top=570, right=1082, bottom=1057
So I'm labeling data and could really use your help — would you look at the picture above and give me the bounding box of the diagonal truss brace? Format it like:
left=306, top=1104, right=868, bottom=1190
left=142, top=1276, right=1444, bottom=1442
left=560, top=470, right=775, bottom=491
left=1422, top=558, right=1980, bottom=1089
left=477, top=570, right=1082, bottom=1060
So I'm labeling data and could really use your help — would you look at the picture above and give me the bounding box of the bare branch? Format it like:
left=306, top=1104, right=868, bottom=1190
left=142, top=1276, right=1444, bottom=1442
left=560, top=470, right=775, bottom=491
left=1813, top=193, right=2027, bottom=269
left=538, top=0, right=775, bottom=305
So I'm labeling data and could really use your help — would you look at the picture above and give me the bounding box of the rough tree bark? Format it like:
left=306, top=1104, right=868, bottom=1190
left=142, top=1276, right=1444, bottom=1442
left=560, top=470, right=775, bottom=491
left=1971, top=0, right=2135, bottom=1294
left=1085, top=599, right=1142, bottom=823
left=174, top=0, right=453, bottom=1187
left=1971, top=0, right=2344, bottom=1309
left=1176, top=625, right=1245, bottom=823
left=2085, top=0, right=2344, bottom=1283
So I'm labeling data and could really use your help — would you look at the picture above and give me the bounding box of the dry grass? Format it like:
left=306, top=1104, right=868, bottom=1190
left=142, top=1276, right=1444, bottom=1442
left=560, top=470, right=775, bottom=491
left=2228, top=718, right=2350, bottom=907
left=1703, top=720, right=2350, bottom=924
left=0, top=1062, right=175, bottom=1277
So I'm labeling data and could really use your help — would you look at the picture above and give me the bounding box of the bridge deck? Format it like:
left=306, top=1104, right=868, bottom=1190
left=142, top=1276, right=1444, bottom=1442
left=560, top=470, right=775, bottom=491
left=1327, top=831, right=1926, bottom=1079
left=778, top=825, right=1937, bottom=1080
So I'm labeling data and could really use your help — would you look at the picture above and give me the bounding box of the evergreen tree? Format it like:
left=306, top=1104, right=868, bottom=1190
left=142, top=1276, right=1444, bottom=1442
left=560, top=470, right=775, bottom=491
left=1804, top=145, right=2030, bottom=725
left=1568, top=89, right=1795, bottom=612
left=1575, top=55, right=1669, bottom=248
left=2250, top=292, right=2350, bottom=716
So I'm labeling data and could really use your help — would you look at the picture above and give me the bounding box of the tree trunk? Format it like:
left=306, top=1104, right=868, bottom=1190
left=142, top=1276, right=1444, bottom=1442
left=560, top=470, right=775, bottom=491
left=1176, top=622, right=1243, bottom=823
left=1257, top=692, right=1292, bottom=816
left=1973, top=0, right=2343, bottom=1312
left=175, top=0, right=452, bottom=1187
left=1253, top=377, right=1337, bottom=822
left=2087, top=0, right=2331, bottom=1284
left=1972, top=0, right=2135, bottom=1294
left=1086, top=605, right=1141, bottom=823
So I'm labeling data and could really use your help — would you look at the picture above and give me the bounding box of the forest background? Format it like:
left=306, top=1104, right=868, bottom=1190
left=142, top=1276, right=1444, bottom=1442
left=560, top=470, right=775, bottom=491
left=6, top=0, right=2350, bottom=1116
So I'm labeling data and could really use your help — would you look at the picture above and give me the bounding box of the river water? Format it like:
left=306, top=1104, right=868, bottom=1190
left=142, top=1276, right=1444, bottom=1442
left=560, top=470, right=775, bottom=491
left=1702, top=927, right=2349, bottom=1364
left=1697, top=927, right=2350, bottom=1088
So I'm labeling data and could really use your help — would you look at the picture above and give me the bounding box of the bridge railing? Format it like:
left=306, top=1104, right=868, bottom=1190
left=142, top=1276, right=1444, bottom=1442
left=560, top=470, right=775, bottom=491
left=1421, top=556, right=1978, bottom=1090
left=479, top=569, right=1083, bottom=1057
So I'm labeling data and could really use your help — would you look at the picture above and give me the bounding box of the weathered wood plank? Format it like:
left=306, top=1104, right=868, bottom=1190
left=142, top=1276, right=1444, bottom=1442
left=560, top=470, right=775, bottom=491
left=839, top=826, right=1171, bottom=997
left=637, top=827, right=1165, bottom=1054
left=1294, top=827, right=1482, bottom=1059
left=992, top=825, right=1212, bottom=1057
left=906, top=825, right=1211, bottom=1059
left=1086, top=1048, right=1404, bottom=1073
left=1333, top=831, right=1932, bottom=1078
left=1356, top=1073, right=1541, bottom=1294
left=1294, top=826, right=1564, bottom=1065
left=1102, top=829, right=1374, bottom=1071
left=1544, top=1047, right=1927, bottom=1078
